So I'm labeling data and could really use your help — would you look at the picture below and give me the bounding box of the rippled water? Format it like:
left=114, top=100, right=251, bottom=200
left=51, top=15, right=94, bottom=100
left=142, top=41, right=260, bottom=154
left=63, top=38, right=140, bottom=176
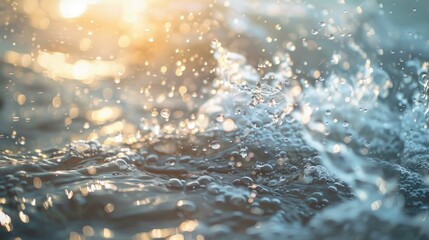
left=1, top=0, right=429, bottom=239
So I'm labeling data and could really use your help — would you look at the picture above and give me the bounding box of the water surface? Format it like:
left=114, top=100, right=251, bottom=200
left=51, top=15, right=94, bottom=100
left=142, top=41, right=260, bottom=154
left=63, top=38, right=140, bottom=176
left=1, top=0, right=429, bottom=239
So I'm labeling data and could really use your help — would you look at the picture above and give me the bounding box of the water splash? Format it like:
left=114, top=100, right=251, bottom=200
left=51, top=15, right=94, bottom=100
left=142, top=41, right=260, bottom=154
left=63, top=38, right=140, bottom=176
left=1, top=0, right=429, bottom=239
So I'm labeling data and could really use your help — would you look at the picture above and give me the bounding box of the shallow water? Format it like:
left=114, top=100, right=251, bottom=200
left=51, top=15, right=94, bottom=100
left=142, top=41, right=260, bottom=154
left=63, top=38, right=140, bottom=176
left=1, top=0, right=429, bottom=239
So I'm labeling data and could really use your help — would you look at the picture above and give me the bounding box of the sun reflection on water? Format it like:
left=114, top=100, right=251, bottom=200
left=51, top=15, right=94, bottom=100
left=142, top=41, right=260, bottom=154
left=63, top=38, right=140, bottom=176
left=2, top=0, right=154, bottom=84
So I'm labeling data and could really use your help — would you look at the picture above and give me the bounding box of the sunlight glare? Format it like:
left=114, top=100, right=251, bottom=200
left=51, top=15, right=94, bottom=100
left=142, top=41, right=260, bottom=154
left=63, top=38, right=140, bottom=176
left=60, top=0, right=88, bottom=19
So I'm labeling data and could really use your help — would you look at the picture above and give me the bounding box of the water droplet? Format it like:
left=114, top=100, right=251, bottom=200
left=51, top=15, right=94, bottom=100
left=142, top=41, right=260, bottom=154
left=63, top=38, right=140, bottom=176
left=115, top=159, right=128, bottom=170
left=306, top=197, right=319, bottom=208
left=176, top=200, right=197, bottom=215
left=210, top=141, right=221, bottom=150
left=286, top=42, right=296, bottom=52
left=260, top=164, right=274, bottom=174
left=167, top=178, right=184, bottom=190
left=160, top=109, right=170, bottom=119
left=146, top=154, right=159, bottom=163
left=197, top=175, right=214, bottom=185
left=240, top=176, right=253, bottom=186
left=186, top=181, right=200, bottom=189
left=216, top=114, right=225, bottom=122
left=18, top=136, right=26, bottom=145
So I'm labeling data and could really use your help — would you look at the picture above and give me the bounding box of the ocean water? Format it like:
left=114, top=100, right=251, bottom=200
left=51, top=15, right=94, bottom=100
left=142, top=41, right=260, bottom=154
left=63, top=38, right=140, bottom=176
left=1, top=0, right=429, bottom=239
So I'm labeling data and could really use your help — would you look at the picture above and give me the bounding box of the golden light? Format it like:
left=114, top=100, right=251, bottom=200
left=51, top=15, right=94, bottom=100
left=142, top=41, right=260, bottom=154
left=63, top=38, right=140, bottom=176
left=102, top=228, right=114, bottom=238
left=0, top=211, right=12, bottom=230
left=333, top=144, right=341, bottom=153
left=3, top=0, right=154, bottom=85
left=26, top=50, right=125, bottom=83
left=72, top=60, right=93, bottom=81
left=122, top=0, right=147, bottom=23
left=60, top=0, right=88, bottom=19
left=370, top=200, right=382, bottom=211
left=179, top=220, right=198, bottom=232
left=58, top=0, right=148, bottom=24
left=87, top=106, right=122, bottom=125
left=222, top=118, right=237, bottom=132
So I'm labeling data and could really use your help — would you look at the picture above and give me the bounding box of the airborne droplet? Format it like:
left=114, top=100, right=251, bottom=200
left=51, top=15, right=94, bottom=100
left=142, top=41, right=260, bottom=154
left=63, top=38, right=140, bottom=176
left=160, top=109, right=171, bottom=119
left=210, top=141, right=221, bottom=150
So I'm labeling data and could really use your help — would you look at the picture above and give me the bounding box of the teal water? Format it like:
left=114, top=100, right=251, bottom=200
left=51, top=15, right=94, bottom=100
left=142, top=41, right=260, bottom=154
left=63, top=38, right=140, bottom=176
left=1, top=0, right=429, bottom=239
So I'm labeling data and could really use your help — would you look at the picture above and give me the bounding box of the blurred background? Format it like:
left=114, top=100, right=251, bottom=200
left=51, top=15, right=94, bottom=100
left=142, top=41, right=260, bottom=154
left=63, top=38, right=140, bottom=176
left=1, top=0, right=428, bottom=151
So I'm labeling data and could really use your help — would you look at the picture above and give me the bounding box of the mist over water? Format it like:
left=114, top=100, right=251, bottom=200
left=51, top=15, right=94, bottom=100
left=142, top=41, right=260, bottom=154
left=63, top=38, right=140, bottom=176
left=1, top=0, right=429, bottom=239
